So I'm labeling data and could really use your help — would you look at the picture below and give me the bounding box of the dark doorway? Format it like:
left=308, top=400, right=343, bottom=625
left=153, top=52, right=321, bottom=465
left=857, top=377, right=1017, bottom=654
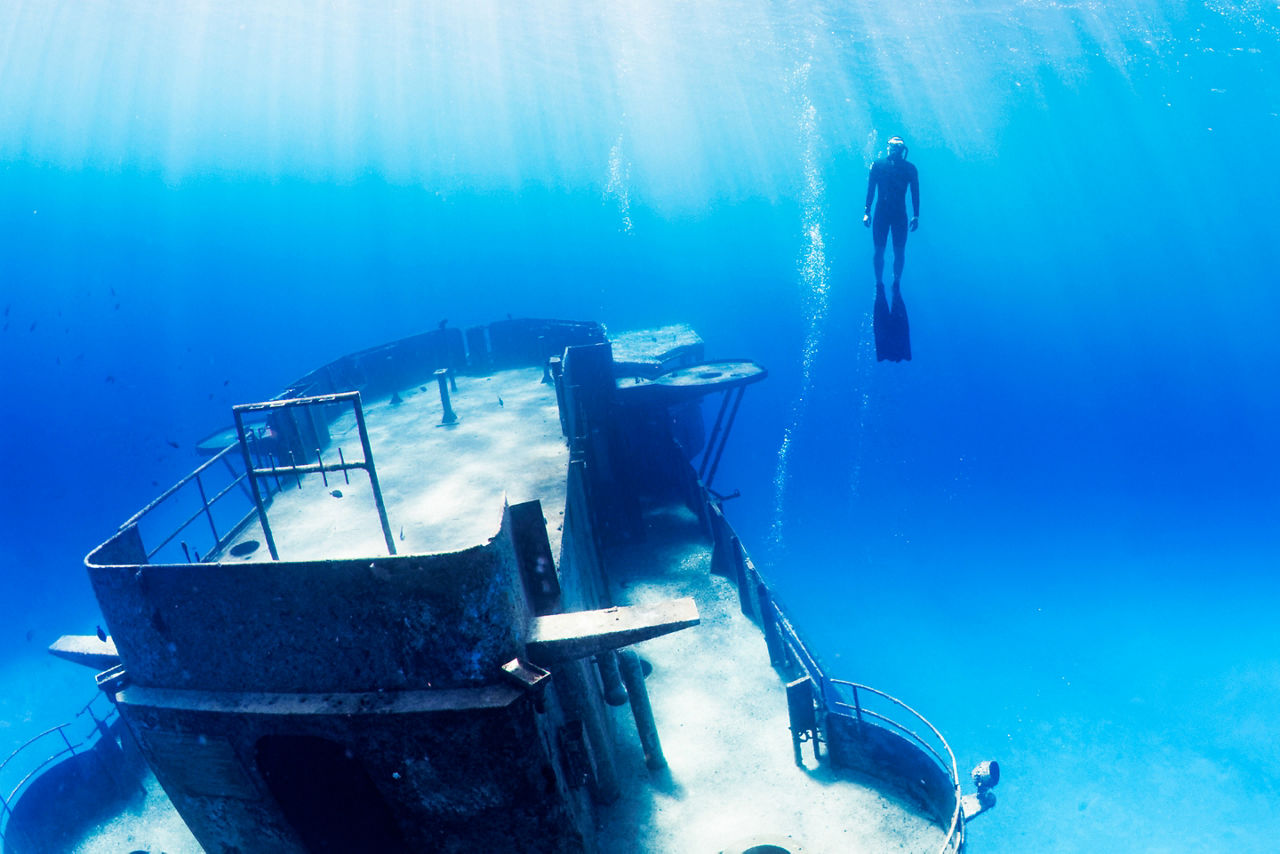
left=255, top=735, right=410, bottom=853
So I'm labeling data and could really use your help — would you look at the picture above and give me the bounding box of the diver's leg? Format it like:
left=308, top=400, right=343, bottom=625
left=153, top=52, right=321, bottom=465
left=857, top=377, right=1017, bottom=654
left=890, top=215, right=907, bottom=288
left=872, top=212, right=890, bottom=286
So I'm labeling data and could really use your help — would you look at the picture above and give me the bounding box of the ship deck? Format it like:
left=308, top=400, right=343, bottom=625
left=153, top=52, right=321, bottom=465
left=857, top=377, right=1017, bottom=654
left=212, top=366, right=568, bottom=563
left=96, top=358, right=946, bottom=853
left=596, top=502, right=944, bottom=854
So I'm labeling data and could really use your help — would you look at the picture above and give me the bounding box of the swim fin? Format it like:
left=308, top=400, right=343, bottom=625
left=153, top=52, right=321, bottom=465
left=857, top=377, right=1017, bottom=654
left=873, top=283, right=911, bottom=362
left=889, top=284, right=911, bottom=362
left=873, top=284, right=891, bottom=361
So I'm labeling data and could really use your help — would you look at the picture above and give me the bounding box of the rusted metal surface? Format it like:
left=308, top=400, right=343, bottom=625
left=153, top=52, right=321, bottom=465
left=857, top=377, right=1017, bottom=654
left=527, top=598, right=700, bottom=664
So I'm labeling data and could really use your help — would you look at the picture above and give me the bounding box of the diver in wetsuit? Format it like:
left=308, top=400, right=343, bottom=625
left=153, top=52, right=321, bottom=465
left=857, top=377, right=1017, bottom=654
left=863, top=136, right=919, bottom=361
left=864, top=136, right=919, bottom=288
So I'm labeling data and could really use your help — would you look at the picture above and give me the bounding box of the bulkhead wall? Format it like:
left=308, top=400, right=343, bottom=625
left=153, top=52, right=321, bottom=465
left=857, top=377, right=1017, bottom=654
left=86, top=504, right=529, bottom=694
left=117, top=688, right=586, bottom=854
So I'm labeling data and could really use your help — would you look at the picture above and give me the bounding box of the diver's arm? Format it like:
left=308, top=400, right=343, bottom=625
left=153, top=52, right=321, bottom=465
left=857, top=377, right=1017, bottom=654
left=863, top=164, right=877, bottom=227
left=909, top=166, right=920, bottom=231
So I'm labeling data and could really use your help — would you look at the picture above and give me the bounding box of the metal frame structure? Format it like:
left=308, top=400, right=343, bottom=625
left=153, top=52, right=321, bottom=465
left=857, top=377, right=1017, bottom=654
left=698, top=385, right=748, bottom=491
left=0, top=693, right=121, bottom=853
left=233, top=391, right=396, bottom=560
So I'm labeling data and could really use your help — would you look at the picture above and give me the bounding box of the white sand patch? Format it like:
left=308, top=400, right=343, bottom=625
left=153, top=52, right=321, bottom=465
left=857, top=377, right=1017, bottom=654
left=597, top=506, right=946, bottom=853
left=214, top=368, right=567, bottom=562
left=72, top=771, right=203, bottom=854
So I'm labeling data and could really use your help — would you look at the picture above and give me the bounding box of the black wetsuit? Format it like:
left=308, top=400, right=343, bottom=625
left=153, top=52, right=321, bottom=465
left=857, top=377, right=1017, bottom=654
left=865, top=155, right=920, bottom=252
left=866, top=152, right=919, bottom=361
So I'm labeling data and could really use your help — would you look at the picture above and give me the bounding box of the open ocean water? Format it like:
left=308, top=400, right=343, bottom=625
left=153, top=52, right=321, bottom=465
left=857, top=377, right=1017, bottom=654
left=2, top=1, right=1278, bottom=851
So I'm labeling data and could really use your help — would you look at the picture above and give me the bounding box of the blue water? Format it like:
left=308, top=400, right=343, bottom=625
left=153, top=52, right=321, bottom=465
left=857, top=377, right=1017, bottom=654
left=2, top=2, right=1278, bottom=850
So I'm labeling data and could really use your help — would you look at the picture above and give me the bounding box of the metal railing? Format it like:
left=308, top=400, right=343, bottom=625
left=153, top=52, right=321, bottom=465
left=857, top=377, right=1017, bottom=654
left=827, top=679, right=964, bottom=852
left=233, top=391, right=396, bottom=560
left=765, top=592, right=965, bottom=854
left=109, top=388, right=383, bottom=567
left=119, top=442, right=263, bottom=564
left=705, top=496, right=964, bottom=854
left=0, top=693, right=118, bottom=851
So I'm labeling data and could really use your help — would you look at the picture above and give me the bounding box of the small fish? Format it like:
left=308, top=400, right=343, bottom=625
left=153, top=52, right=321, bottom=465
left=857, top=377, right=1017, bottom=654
left=498, top=396, right=504, bottom=407
left=114, top=303, right=121, bottom=311
left=399, top=526, right=405, bottom=541
left=223, top=379, right=230, bottom=386
left=28, top=321, right=36, bottom=332
left=110, top=287, right=116, bottom=297
left=419, top=386, right=427, bottom=392
left=96, top=625, right=107, bottom=642
left=330, top=489, right=343, bottom=498
left=25, top=629, right=33, bottom=642
left=166, top=439, right=180, bottom=449
left=105, top=375, right=116, bottom=384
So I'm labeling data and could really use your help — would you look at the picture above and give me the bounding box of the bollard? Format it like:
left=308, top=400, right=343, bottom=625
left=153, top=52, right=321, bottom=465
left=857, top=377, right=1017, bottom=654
left=618, top=649, right=666, bottom=770
left=435, top=369, right=458, bottom=424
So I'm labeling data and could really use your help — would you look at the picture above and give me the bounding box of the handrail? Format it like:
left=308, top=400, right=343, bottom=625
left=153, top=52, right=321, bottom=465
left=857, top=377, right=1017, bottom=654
left=112, top=439, right=271, bottom=566
left=119, top=442, right=240, bottom=532
left=828, top=679, right=964, bottom=852
left=769, top=596, right=964, bottom=854
left=0, top=693, right=118, bottom=848
left=717, top=507, right=965, bottom=854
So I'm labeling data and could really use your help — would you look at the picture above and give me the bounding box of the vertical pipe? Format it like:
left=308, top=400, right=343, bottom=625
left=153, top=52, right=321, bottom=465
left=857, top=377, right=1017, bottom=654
left=699, top=391, right=732, bottom=479
left=234, top=407, right=278, bottom=561
left=705, top=387, right=745, bottom=490
left=195, top=472, right=219, bottom=546
left=338, top=447, right=350, bottom=484
left=618, top=649, right=666, bottom=770
left=316, top=448, right=328, bottom=487
left=352, top=395, right=397, bottom=556
left=435, top=368, right=458, bottom=424
left=288, top=450, right=302, bottom=490
left=595, top=651, right=628, bottom=706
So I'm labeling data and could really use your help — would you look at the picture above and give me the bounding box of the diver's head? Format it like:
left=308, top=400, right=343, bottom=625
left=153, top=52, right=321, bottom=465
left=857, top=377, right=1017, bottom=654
left=887, top=136, right=908, bottom=159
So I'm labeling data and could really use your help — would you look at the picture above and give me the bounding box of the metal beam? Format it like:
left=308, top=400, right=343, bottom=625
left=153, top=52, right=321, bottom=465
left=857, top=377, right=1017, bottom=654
left=527, top=598, right=699, bottom=664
